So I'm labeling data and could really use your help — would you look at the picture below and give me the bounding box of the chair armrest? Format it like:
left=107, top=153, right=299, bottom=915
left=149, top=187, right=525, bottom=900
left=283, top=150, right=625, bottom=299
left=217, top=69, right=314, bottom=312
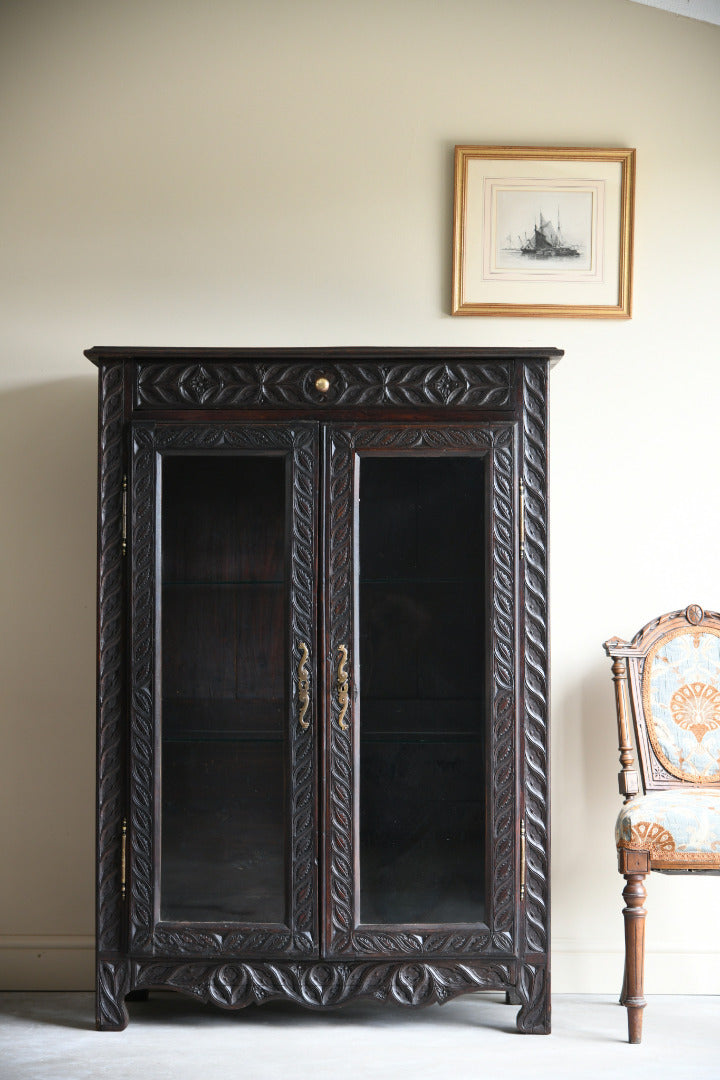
left=606, top=653, right=640, bottom=801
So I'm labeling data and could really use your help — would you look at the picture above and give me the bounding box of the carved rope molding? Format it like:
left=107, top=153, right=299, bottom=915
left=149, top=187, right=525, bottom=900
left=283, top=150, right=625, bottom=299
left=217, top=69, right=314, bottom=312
left=489, top=434, right=516, bottom=951
left=128, top=425, right=158, bottom=953
left=287, top=429, right=319, bottom=943
left=97, top=361, right=126, bottom=957
left=521, top=363, right=550, bottom=958
left=325, top=425, right=516, bottom=957
left=135, top=361, right=514, bottom=410
left=325, top=429, right=354, bottom=950
left=128, top=422, right=319, bottom=957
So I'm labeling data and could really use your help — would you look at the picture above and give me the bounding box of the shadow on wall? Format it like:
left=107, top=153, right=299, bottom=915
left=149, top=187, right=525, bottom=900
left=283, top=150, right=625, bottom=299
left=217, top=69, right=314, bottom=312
left=0, top=376, right=99, bottom=914
left=552, top=656, right=622, bottom=883
left=554, top=658, right=620, bottom=841
left=550, top=656, right=625, bottom=991
left=580, top=662, right=620, bottom=818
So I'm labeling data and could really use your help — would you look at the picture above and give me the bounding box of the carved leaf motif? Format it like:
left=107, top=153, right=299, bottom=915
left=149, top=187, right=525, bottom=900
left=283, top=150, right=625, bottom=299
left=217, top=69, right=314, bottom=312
left=325, top=423, right=517, bottom=957
left=129, top=422, right=319, bottom=957
left=132, top=959, right=513, bottom=1011
left=136, top=361, right=513, bottom=410
left=96, top=362, right=126, bottom=958
left=393, top=964, right=431, bottom=1005
left=97, top=357, right=551, bottom=1026
left=352, top=933, right=424, bottom=955
left=516, top=962, right=550, bottom=1034
left=210, top=965, right=248, bottom=1007
left=127, top=423, right=158, bottom=952
left=97, top=959, right=129, bottom=1030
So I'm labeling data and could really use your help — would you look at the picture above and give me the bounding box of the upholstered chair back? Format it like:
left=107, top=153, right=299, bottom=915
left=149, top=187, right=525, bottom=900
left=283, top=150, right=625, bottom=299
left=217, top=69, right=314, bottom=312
left=605, top=604, right=720, bottom=793
left=642, top=622, right=720, bottom=784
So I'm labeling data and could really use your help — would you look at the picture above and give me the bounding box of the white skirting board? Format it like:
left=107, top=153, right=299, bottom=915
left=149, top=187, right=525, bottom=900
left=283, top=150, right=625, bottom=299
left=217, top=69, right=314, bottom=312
left=552, top=938, right=720, bottom=994
left=2, top=936, right=720, bottom=994
left=0, top=937, right=94, bottom=991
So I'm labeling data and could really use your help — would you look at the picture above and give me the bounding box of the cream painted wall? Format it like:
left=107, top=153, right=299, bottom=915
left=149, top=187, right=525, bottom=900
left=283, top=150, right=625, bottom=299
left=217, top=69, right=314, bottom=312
left=1, top=0, right=719, bottom=995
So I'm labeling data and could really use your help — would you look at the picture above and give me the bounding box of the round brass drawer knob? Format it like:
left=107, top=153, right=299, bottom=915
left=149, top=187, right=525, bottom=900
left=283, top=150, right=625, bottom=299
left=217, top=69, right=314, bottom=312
left=315, top=376, right=331, bottom=393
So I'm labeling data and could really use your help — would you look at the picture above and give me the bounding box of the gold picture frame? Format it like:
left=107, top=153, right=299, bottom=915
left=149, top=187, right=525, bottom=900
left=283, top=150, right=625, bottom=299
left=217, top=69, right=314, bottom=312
left=452, top=146, right=635, bottom=318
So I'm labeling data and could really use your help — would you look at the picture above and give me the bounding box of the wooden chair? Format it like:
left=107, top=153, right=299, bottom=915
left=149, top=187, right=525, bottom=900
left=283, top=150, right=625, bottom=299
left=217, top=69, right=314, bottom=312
left=603, top=604, right=720, bottom=1043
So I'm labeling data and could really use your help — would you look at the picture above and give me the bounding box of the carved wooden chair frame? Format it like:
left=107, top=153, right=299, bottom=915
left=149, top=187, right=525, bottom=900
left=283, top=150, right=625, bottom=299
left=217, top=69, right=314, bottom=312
left=604, top=603, right=720, bottom=1043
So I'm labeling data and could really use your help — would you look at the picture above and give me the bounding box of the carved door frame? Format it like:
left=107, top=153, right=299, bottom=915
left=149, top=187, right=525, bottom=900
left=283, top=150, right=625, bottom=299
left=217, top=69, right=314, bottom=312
left=322, top=421, right=520, bottom=959
left=126, top=420, right=320, bottom=959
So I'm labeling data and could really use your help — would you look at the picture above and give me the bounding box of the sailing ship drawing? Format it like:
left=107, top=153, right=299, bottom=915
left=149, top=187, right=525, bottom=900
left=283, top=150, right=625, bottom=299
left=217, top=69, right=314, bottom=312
left=511, top=209, right=581, bottom=259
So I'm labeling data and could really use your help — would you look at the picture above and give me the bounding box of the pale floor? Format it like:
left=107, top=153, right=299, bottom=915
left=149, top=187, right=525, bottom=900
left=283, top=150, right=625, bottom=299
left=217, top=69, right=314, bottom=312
left=0, top=992, right=717, bottom=1080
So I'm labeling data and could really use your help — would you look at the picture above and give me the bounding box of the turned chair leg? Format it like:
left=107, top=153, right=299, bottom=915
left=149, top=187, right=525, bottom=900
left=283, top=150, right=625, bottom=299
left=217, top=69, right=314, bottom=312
left=621, top=871, right=648, bottom=1044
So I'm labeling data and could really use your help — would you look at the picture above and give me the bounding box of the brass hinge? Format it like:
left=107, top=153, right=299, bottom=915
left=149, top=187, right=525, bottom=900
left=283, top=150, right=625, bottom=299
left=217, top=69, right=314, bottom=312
left=519, top=480, right=526, bottom=560
left=520, top=819, right=526, bottom=901
left=120, top=817, right=127, bottom=902
left=121, top=475, right=128, bottom=557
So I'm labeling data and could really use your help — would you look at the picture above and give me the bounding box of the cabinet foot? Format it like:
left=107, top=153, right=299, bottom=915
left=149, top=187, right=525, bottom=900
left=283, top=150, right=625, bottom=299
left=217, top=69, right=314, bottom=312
left=97, top=959, right=130, bottom=1031
left=515, top=963, right=550, bottom=1034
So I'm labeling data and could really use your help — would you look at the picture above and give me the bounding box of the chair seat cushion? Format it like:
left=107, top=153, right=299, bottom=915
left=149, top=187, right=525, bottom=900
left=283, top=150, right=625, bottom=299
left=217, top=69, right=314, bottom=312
left=616, top=790, right=720, bottom=868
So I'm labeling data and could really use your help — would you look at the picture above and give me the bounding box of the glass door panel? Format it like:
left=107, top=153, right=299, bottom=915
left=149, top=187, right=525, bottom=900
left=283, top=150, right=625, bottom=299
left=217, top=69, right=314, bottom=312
left=160, top=454, right=287, bottom=923
left=357, top=455, right=487, bottom=925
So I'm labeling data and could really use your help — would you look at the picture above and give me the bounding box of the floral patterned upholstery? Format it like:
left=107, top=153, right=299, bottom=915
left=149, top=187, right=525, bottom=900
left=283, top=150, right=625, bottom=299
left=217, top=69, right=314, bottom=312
left=642, top=629, right=720, bottom=783
left=616, top=790, right=720, bottom=867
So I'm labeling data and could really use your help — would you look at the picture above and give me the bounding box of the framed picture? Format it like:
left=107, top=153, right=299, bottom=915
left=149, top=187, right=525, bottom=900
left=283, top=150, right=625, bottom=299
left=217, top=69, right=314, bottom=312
left=452, top=146, right=635, bottom=318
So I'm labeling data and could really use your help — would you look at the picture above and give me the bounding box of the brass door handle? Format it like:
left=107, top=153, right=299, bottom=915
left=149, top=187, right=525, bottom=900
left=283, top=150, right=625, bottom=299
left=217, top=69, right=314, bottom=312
left=337, top=644, right=349, bottom=730
left=520, top=819, right=526, bottom=901
left=298, top=642, right=310, bottom=731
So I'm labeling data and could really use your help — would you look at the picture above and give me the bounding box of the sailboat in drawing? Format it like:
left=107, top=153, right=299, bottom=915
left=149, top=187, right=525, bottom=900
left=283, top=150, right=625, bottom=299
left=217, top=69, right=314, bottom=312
left=520, top=210, right=580, bottom=259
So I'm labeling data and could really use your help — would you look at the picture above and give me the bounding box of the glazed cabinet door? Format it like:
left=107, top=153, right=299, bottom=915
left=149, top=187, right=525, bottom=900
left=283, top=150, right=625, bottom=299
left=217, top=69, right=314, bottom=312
left=127, top=421, right=320, bottom=958
left=323, top=423, right=520, bottom=959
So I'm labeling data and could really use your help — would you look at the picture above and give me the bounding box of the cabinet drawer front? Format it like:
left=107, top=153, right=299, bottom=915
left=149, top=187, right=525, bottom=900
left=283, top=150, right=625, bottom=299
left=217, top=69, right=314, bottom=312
left=127, top=421, right=320, bottom=958
left=133, top=358, right=515, bottom=411
left=323, top=422, right=519, bottom=958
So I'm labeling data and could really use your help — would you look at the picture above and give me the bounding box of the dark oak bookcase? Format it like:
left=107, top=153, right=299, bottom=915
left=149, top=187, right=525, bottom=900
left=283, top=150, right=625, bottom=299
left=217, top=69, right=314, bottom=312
left=88, top=346, right=559, bottom=1032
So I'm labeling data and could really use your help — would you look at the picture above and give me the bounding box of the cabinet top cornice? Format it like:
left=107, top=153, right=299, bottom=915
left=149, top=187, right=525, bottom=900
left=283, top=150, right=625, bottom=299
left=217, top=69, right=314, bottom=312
left=85, top=345, right=563, bottom=366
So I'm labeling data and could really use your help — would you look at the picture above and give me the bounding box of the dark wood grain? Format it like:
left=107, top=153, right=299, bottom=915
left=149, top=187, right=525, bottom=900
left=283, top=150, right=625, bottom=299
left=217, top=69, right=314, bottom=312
left=131, top=957, right=514, bottom=1009
left=520, top=362, right=551, bottom=976
left=126, top=422, right=319, bottom=957
left=133, top=359, right=515, bottom=410
left=323, top=423, right=518, bottom=958
left=91, top=347, right=556, bottom=1031
left=95, top=360, right=127, bottom=1034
